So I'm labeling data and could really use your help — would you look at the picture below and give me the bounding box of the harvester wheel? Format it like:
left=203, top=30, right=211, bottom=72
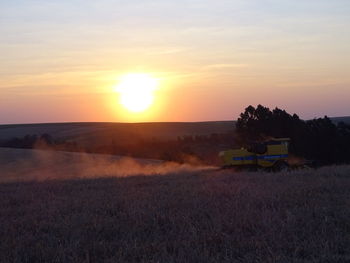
left=273, top=161, right=289, bottom=172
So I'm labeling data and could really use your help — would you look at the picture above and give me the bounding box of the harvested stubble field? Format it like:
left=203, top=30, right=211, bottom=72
left=0, top=149, right=349, bottom=262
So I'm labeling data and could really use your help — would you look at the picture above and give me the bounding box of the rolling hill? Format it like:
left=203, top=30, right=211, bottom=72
left=329, top=116, right=350, bottom=124
left=1, top=116, right=349, bottom=145
left=0, top=121, right=235, bottom=145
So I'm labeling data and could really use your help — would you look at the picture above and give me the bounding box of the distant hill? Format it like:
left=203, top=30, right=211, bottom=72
left=1, top=116, right=348, bottom=145
left=0, top=121, right=235, bottom=145
left=329, top=116, right=350, bottom=124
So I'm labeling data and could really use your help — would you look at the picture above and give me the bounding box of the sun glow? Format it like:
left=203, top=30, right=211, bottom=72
left=115, top=73, right=159, bottom=113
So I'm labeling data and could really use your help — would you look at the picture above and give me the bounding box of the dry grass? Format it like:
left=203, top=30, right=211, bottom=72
left=0, top=164, right=349, bottom=262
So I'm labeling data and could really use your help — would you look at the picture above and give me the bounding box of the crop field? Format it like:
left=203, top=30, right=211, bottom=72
left=0, top=148, right=349, bottom=262
left=0, top=121, right=235, bottom=143
left=1, top=117, right=349, bottom=143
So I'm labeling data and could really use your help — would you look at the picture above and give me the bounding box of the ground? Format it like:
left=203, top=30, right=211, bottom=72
left=0, top=148, right=349, bottom=262
left=0, top=121, right=235, bottom=143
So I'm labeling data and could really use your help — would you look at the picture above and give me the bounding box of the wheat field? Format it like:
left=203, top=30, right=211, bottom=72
left=0, top=148, right=349, bottom=262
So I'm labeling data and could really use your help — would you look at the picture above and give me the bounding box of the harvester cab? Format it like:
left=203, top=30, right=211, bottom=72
left=219, top=138, right=290, bottom=170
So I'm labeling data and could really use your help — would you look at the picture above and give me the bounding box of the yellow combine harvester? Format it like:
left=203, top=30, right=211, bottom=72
left=219, top=138, right=290, bottom=171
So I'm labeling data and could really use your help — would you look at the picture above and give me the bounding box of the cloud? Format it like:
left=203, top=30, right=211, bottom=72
left=147, top=48, right=188, bottom=55
left=202, top=64, right=248, bottom=70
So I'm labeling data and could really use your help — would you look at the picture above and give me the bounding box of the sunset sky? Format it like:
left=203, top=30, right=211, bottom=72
left=1, top=0, right=349, bottom=124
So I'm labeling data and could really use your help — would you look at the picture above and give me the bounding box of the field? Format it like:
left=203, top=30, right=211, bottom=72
left=0, top=121, right=237, bottom=165
left=0, top=148, right=349, bottom=262
left=0, top=121, right=235, bottom=144
left=1, top=116, right=349, bottom=145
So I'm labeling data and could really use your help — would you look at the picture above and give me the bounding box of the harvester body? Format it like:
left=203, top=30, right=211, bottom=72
left=219, top=138, right=290, bottom=169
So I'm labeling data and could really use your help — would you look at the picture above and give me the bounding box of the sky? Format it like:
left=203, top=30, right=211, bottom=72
left=0, top=0, right=349, bottom=123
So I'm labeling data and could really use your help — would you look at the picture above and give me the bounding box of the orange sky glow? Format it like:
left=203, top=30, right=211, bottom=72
left=0, top=1, right=349, bottom=124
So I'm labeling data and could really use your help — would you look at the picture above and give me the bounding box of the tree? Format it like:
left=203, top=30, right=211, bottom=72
left=236, top=105, right=304, bottom=142
left=235, top=105, right=350, bottom=165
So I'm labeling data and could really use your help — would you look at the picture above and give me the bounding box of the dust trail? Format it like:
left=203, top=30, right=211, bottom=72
left=0, top=148, right=216, bottom=183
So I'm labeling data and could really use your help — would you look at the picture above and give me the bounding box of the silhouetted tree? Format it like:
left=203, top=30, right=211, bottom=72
left=236, top=105, right=350, bottom=165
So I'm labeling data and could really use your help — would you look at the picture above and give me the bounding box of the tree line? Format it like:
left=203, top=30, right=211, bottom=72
left=236, top=105, right=350, bottom=165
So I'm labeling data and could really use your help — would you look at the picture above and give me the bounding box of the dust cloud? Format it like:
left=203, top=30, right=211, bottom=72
left=0, top=148, right=216, bottom=183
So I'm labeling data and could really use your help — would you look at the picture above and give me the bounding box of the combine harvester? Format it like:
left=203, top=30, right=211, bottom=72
left=219, top=138, right=293, bottom=171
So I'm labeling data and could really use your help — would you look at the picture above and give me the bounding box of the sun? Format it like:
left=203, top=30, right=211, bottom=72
left=115, top=73, right=159, bottom=113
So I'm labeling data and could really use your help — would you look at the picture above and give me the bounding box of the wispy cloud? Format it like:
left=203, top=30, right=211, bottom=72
left=146, top=48, right=188, bottom=55
left=202, top=64, right=248, bottom=70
